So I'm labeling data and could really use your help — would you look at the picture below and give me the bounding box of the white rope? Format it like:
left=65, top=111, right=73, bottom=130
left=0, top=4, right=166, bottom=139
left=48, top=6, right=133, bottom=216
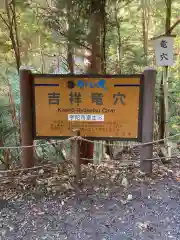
left=0, top=136, right=76, bottom=150
left=0, top=153, right=179, bottom=175
left=77, top=133, right=180, bottom=147
left=0, top=133, right=179, bottom=150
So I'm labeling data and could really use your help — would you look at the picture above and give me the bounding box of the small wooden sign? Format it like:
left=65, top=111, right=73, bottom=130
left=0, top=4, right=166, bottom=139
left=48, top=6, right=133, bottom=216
left=152, top=36, right=174, bottom=66
left=32, top=74, right=143, bottom=141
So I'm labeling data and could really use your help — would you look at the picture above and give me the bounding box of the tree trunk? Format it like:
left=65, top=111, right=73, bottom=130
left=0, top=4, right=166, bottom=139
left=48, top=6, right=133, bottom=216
left=12, top=0, right=21, bottom=71
left=141, top=0, right=150, bottom=65
left=100, top=0, right=106, bottom=74
left=159, top=0, right=172, bottom=142
left=5, top=0, right=21, bottom=72
left=0, top=141, right=10, bottom=170
left=159, top=73, right=165, bottom=140
left=67, top=0, right=74, bottom=74
left=81, top=0, right=106, bottom=164
left=159, top=0, right=172, bottom=162
left=67, top=44, right=74, bottom=73
left=115, top=7, right=121, bottom=74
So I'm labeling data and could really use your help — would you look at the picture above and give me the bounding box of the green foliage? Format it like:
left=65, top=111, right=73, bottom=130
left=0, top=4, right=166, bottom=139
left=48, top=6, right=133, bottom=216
left=0, top=0, right=179, bottom=165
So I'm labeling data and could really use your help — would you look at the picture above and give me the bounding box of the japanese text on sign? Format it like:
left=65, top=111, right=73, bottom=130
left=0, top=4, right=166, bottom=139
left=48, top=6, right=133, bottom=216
left=68, top=114, right=104, bottom=121
left=33, top=75, right=143, bottom=140
left=47, top=91, right=126, bottom=106
left=153, top=36, right=174, bottom=66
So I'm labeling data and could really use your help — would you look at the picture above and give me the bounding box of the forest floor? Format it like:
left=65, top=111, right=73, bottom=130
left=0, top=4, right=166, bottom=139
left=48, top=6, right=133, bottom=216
left=0, top=157, right=180, bottom=240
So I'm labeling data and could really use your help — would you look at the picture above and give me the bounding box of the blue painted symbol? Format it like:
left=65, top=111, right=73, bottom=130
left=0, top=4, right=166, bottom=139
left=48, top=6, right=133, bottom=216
left=97, top=79, right=107, bottom=91
left=77, top=80, right=84, bottom=88
left=90, top=82, right=94, bottom=88
left=77, top=79, right=107, bottom=91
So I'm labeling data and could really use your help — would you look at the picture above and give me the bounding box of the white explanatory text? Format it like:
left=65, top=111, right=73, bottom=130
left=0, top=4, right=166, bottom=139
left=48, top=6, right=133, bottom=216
left=68, top=114, right=104, bottom=121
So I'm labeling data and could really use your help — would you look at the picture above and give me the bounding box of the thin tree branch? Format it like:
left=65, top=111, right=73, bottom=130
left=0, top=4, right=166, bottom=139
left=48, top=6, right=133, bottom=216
left=150, top=18, right=180, bottom=40
left=11, top=0, right=21, bottom=70
left=5, top=0, right=20, bottom=72
left=168, top=19, right=180, bottom=34
left=0, top=14, right=10, bottom=28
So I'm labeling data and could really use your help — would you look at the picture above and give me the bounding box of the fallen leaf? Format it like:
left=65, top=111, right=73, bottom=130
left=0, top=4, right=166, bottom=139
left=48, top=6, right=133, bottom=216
left=127, top=194, right=133, bottom=201
left=121, top=177, right=128, bottom=188
left=137, top=221, right=153, bottom=231
left=39, top=169, right=44, bottom=174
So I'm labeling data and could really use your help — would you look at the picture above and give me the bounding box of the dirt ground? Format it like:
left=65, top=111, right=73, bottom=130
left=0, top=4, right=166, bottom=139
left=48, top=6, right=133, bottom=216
left=0, top=158, right=180, bottom=240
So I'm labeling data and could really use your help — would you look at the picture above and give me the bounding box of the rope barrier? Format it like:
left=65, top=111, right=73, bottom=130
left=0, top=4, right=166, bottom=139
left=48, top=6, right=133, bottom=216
left=81, top=153, right=180, bottom=162
left=77, top=133, right=180, bottom=147
left=0, top=132, right=179, bottom=150
left=0, top=163, right=59, bottom=174
left=0, top=136, right=76, bottom=150
left=0, top=152, right=179, bottom=175
left=0, top=132, right=179, bottom=175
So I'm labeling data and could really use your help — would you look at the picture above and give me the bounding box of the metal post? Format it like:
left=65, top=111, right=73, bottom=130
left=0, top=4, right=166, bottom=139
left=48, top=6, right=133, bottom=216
left=140, top=67, right=156, bottom=174
left=20, top=68, right=34, bottom=168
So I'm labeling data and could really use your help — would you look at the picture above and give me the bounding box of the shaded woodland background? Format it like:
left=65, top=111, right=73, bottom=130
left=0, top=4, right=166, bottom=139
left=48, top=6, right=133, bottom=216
left=0, top=0, right=179, bottom=169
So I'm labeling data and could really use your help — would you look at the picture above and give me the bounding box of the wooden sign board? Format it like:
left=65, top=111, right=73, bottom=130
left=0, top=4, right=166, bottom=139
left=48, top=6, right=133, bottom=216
left=32, top=74, right=143, bottom=141
left=152, top=36, right=174, bottom=66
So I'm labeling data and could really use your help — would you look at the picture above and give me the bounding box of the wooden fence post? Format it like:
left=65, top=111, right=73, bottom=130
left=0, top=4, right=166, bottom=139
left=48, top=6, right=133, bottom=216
left=140, top=67, right=156, bottom=174
left=19, top=68, right=34, bottom=168
left=72, top=129, right=81, bottom=181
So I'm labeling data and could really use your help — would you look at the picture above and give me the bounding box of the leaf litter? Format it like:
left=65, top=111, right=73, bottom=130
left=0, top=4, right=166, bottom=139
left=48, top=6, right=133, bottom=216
left=0, top=156, right=180, bottom=239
